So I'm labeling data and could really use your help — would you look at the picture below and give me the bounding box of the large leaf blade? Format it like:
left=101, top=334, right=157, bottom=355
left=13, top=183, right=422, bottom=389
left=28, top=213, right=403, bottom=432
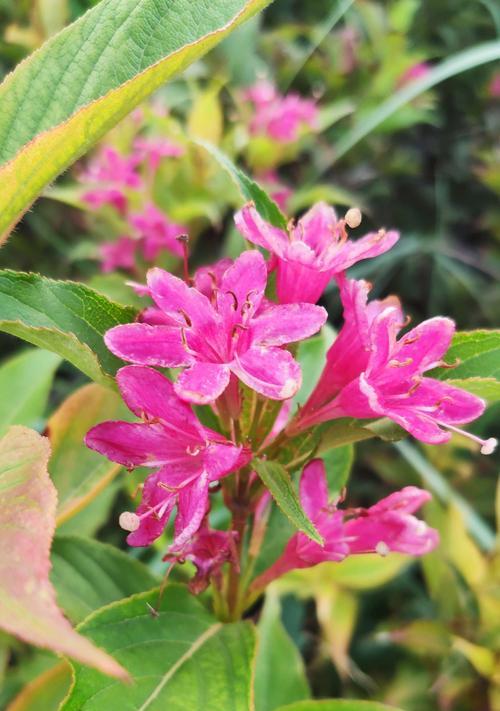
left=0, top=426, right=127, bottom=680
left=60, top=587, right=256, bottom=710
left=0, top=0, right=273, bottom=239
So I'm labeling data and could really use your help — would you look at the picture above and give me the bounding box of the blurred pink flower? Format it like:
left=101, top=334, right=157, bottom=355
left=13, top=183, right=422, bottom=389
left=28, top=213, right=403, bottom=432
left=130, top=203, right=186, bottom=261
left=82, top=187, right=127, bottom=214
left=81, top=146, right=142, bottom=189
left=252, top=460, right=438, bottom=588
left=235, top=202, right=399, bottom=303
left=100, top=236, right=137, bottom=273
left=85, top=366, right=248, bottom=548
left=398, top=62, right=431, bottom=87
left=488, top=73, right=500, bottom=98
left=258, top=170, right=292, bottom=212
left=245, top=79, right=318, bottom=143
left=134, top=137, right=184, bottom=171
left=294, top=277, right=496, bottom=452
left=105, top=250, right=327, bottom=404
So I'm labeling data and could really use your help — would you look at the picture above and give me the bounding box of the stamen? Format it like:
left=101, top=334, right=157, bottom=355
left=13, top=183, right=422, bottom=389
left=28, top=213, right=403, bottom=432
left=119, top=511, right=140, bottom=532
left=344, top=207, right=362, bottom=229
left=157, top=481, right=178, bottom=492
left=402, top=333, right=419, bottom=345
left=408, top=376, right=422, bottom=395
left=434, top=358, right=461, bottom=370
left=389, top=357, right=413, bottom=367
left=186, top=444, right=203, bottom=456
left=439, top=422, right=498, bottom=455
left=178, top=309, right=192, bottom=327
left=176, top=234, right=191, bottom=284
left=226, top=290, right=239, bottom=311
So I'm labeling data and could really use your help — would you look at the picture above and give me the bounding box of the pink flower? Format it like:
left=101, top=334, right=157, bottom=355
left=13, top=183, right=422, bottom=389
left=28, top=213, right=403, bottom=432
left=244, top=80, right=318, bottom=143
left=81, top=147, right=142, bottom=189
left=105, top=250, right=327, bottom=404
left=398, top=62, right=431, bottom=87
left=489, top=73, right=500, bottom=99
left=82, top=187, right=127, bottom=214
left=235, top=202, right=399, bottom=304
left=294, top=277, right=496, bottom=452
left=130, top=203, right=186, bottom=261
left=85, top=366, right=248, bottom=548
left=165, top=524, right=238, bottom=594
left=100, top=236, right=137, bottom=274
left=134, top=137, right=184, bottom=172
left=193, top=258, right=234, bottom=299
left=252, top=460, right=438, bottom=588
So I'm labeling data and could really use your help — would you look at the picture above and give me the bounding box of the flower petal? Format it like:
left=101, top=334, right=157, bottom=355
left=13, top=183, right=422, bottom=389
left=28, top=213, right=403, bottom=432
left=251, top=303, right=327, bottom=346
left=85, top=421, right=173, bottom=468
left=174, top=362, right=231, bottom=405
left=203, top=441, right=250, bottom=481
left=294, top=201, right=338, bottom=253
left=299, top=459, right=329, bottom=518
left=234, top=205, right=288, bottom=255
left=327, top=229, right=400, bottom=272
left=127, top=471, right=175, bottom=547
left=218, top=251, right=267, bottom=319
left=172, top=472, right=210, bottom=551
left=276, top=259, right=332, bottom=304
left=105, top=323, right=191, bottom=367
left=232, top=346, right=301, bottom=400
left=393, top=317, right=455, bottom=372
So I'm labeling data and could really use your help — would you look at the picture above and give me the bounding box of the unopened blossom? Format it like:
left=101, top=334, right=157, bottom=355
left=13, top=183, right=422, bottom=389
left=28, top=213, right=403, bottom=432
left=252, top=460, right=438, bottom=589
left=293, top=277, right=496, bottom=452
left=85, top=366, right=248, bottom=548
left=81, top=146, right=142, bottom=189
left=105, top=250, right=327, bottom=404
left=244, top=79, right=318, bottom=143
left=165, top=524, right=238, bottom=594
left=133, top=137, right=184, bottom=172
left=235, top=202, right=399, bottom=303
left=130, top=203, right=186, bottom=261
left=100, top=236, right=137, bottom=274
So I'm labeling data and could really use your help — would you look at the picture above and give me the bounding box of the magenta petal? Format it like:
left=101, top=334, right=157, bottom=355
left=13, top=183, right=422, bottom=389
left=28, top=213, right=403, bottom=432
left=218, top=251, right=267, bottom=318
left=203, top=441, right=250, bottom=480
left=234, top=205, right=288, bottom=255
left=387, top=410, right=451, bottom=445
left=232, top=346, right=301, bottom=400
left=85, top=421, right=171, bottom=468
left=392, top=317, right=455, bottom=372
left=105, top=323, right=191, bottom=367
left=251, top=303, right=327, bottom=346
left=368, top=486, right=432, bottom=516
left=329, top=229, right=400, bottom=271
left=294, top=201, right=338, bottom=253
left=116, top=366, right=202, bottom=436
left=403, top=378, right=485, bottom=424
left=276, top=259, right=332, bottom=304
left=299, top=460, right=329, bottom=518
left=127, top=471, right=175, bottom=547
left=172, top=473, right=210, bottom=551
left=174, top=362, right=231, bottom=405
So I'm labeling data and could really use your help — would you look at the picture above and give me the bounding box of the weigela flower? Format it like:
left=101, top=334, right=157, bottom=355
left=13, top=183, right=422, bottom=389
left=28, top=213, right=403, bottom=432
left=252, top=460, right=438, bottom=588
left=82, top=186, right=128, bottom=214
left=165, top=524, right=238, bottom=594
left=85, top=366, right=249, bottom=548
left=100, top=236, right=137, bottom=274
left=133, top=137, right=184, bottom=172
left=105, top=250, right=327, bottom=404
left=235, top=202, right=399, bottom=304
left=130, top=203, right=186, bottom=261
left=81, top=146, right=142, bottom=189
left=294, top=277, right=497, bottom=452
left=244, top=80, right=318, bottom=143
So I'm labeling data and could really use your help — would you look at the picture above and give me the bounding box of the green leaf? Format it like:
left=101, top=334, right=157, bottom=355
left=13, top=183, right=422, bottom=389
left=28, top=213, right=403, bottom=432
left=443, top=378, right=500, bottom=403
left=254, top=592, right=310, bottom=711
left=276, top=701, right=404, bottom=711
left=432, top=330, right=500, bottom=380
left=48, top=383, right=130, bottom=525
left=317, top=417, right=406, bottom=453
left=0, top=426, right=127, bottom=680
left=5, top=662, right=71, bottom=711
left=0, top=349, right=61, bottom=437
left=294, top=324, right=336, bottom=408
left=0, top=0, right=273, bottom=239
left=253, top=459, right=323, bottom=544
left=51, top=536, right=158, bottom=625
left=325, top=41, right=500, bottom=166
left=61, top=587, right=256, bottom=710
left=0, top=271, right=136, bottom=386
left=195, top=139, right=288, bottom=228
left=321, top=445, right=354, bottom=497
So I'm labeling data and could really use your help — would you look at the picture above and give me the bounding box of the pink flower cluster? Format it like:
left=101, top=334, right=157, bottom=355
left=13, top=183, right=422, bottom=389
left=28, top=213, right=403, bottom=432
left=86, top=198, right=495, bottom=596
left=244, top=79, right=318, bottom=143
left=80, top=142, right=186, bottom=273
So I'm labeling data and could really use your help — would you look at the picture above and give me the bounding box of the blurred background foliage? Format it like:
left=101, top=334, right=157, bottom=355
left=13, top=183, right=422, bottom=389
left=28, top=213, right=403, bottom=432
left=0, top=1, right=498, bottom=710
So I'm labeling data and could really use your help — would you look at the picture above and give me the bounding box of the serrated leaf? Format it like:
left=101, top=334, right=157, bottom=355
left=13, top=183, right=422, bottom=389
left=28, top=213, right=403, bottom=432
left=0, top=271, right=136, bottom=386
left=60, top=587, right=256, bottom=710
left=48, top=383, right=130, bottom=525
left=0, top=349, right=61, bottom=437
left=51, top=536, right=158, bottom=624
left=195, top=139, right=288, bottom=228
left=0, top=426, right=127, bottom=680
left=253, top=459, right=323, bottom=544
left=0, top=0, right=274, bottom=239
left=255, top=592, right=310, bottom=711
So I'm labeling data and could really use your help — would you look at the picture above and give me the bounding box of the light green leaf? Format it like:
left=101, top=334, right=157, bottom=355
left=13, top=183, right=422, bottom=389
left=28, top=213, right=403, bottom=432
left=0, top=349, right=61, bottom=437
left=321, top=445, right=354, bottom=497
left=0, top=426, right=127, bottom=680
left=61, top=587, right=256, bottom=710
left=433, top=330, right=500, bottom=381
left=326, top=41, right=500, bottom=165
left=51, top=536, right=158, bottom=624
left=5, top=662, right=71, bottom=711
left=253, top=459, right=323, bottom=544
left=0, top=0, right=273, bottom=239
left=443, top=377, right=500, bottom=403
left=0, top=271, right=136, bottom=387
left=195, top=139, right=288, bottom=228
left=48, top=383, right=130, bottom=525
left=255, top=592, right=310, bottom=711
left=294, top=324, right=336, bottom=408
left=277, top=701, right=404, bottom=711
